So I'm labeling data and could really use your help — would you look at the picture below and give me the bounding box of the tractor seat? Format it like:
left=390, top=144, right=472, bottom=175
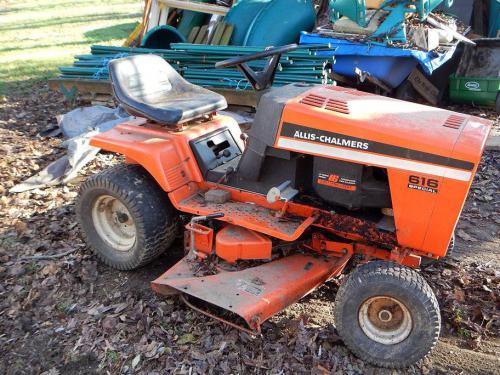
left=109, top=54, right=227, bottom=126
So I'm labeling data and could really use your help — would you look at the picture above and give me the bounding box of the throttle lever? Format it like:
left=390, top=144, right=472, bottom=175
left=205, top=213, right=225, bottom=220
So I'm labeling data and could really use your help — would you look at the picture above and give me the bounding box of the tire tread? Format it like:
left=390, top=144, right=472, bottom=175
left=76, top=164, right=177, bottom=270
left=334, top=260, right=440, bottom=368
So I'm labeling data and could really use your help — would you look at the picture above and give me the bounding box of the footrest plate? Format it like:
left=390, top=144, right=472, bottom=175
left=177, top=194, right=315, bottom=241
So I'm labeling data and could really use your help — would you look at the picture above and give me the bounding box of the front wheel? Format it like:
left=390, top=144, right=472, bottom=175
left=334, top=261, right=440, bottom=368
left=76, top=164, right=178, bottom=270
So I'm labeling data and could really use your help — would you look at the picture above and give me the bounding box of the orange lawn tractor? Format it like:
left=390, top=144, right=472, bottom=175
left=75, top=45, right=492, bottom=368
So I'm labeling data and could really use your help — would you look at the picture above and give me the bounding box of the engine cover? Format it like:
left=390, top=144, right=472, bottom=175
left=273, top=84, right=491, bottom=256
left=313, top=157, right=391, bottom=209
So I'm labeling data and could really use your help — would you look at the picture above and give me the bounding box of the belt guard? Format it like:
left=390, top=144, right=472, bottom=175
left=151, top=251, right=352, bottom=333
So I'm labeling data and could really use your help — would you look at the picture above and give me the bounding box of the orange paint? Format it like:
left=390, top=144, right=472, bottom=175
left=90, top=86, right=491, bottom=262
left=216, top=225, right=272, bottom=263
left=276, top=85, right=491, bottom=257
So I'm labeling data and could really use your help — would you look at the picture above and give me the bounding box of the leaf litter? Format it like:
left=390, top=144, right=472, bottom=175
left=0, top=84, right=499, bottom=374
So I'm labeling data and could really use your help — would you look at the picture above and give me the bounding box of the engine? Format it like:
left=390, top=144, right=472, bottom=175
left=312, top=157, right=391, bottom=209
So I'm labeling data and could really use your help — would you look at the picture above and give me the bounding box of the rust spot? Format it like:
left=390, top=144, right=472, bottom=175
left=316, top=211, right=397, bottom=248
left=251, top=277, right=265, bottom=286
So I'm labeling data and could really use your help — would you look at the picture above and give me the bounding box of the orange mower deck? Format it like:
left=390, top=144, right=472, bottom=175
left=151, top=250, right=352, bottom=333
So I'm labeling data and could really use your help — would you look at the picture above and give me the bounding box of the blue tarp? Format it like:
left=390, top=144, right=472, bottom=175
left=300, top=33, right=458, bottom=87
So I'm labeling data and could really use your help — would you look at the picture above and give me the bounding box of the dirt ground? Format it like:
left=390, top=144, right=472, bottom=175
left=0, top=85, right=499, bottom=375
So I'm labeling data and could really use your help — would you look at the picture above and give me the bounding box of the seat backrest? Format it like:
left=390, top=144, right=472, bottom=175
left=109, top=54, right=183, bottom=104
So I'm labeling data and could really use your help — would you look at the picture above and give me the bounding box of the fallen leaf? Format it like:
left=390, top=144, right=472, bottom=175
left=40, top=368, right=60, bottom=375
left=453, top=287, right=465, bottom=302
left=14, top=220, right=27, bottom=234
left=131, top=354, right=141, bottom=369
left=41, top=262, right=59, bottom=276
left=177, top=333, right=196, bottom=345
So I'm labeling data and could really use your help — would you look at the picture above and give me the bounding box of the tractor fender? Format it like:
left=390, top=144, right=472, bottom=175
left=90, top=120, right=196, bottom=192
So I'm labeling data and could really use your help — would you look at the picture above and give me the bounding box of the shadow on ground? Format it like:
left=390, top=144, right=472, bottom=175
left=84, top=22, right=138, bottom=43
left=1, top=13, right=141, bottom=32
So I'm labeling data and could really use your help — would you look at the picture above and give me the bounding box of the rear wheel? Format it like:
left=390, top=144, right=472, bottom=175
left=76, top=164, right=178, bottom=270
left=334, top=261, right=440, bottom=368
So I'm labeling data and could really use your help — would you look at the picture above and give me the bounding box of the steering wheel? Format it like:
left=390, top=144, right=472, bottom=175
left=215, top=44, right=298, bottom=91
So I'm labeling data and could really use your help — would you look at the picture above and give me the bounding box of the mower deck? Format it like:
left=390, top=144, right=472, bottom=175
left=178, top=194, right=316, bottom=241
left=151, top=251, right=352, bottom=333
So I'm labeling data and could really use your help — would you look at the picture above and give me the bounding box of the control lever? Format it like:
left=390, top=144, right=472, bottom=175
left=216, top=166, right=235, bottom=184
left=217, top=149, right=232, bottom=159
left=205, top=213, right=225, bottom=219
left=266, top=180, right=298, bottom=203
left=187, top=213, right=225, bottom=260
left=266, top=180, right=298, bottom=218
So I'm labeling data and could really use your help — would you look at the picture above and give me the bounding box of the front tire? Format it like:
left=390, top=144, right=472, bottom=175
left=76, top=164, right=178, bottom=270
left=334, top=261, right=440, bottom=368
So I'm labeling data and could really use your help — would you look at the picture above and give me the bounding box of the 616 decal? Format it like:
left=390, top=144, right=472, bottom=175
left=408, top=175, right=439, bottom=194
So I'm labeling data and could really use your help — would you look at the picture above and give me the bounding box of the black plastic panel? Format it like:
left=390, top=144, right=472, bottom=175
left=313, top=157, right=391, bottom=209
left=190, top=128, right=241, bottom=178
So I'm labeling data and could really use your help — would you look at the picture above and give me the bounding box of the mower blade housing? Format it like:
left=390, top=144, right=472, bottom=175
left=151, top=252, right=351, bottom=332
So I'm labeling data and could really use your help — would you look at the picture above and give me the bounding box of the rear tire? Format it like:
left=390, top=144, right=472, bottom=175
left=76, top=164, right=178, bottom=270
left=334, top=261, right=440, bottom=368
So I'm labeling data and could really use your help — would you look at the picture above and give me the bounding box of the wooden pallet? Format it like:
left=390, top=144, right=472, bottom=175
left=188, top=22, right=234, bottom=45
left=48, top=78, right=258, bottom=108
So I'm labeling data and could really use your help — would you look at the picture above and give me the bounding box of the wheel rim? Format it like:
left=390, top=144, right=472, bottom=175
left=91, top=195, right=136, bottom=251
left=358, top=296, right=412, bottom=345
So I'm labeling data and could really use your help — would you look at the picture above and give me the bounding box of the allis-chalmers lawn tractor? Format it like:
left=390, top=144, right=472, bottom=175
left=75, top=45, right=492, bottom=368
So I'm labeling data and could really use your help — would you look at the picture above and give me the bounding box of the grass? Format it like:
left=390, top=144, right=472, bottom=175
left=0, top=0, right=143, bottom=95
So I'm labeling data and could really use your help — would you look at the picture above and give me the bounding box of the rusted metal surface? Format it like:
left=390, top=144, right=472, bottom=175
left=151, top=251, right=352, bottom=332
left=180, top=294, right=257, bottom=336
left=355, top=243, right=421, bottom=268
left=315, top=211, right=397, bottom=248
left=313, top=212, right=423, bottom=266
left=306, top=232, right=421, bottom=268
left=308, top=233, right=354, bottom=256
left=178, top=194, right=316, bottom=241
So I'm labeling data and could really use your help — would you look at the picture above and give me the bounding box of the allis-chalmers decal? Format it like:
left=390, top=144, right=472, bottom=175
left=317, top=173, right=357, bottom=191
left=279, top=123, right=474, bottom=174
left=293, top=130, right=369, bottom=150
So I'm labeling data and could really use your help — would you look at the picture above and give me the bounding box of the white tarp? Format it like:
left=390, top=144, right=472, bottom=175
left=10, top=106, right=133, bottom=193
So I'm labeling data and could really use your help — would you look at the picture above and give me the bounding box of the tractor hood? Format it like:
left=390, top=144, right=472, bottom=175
left=276, top=85, right=492, bottom=182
